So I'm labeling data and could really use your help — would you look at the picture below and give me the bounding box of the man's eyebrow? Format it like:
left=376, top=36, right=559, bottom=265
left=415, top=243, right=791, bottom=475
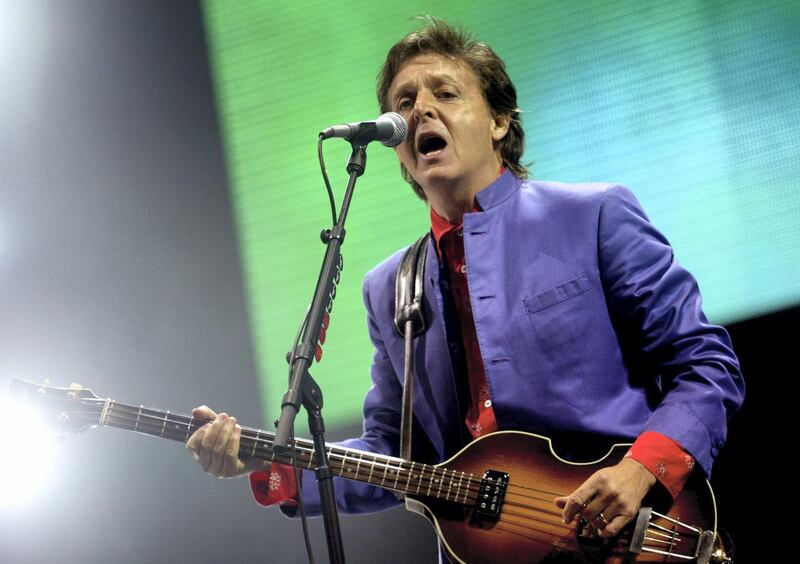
left=391, top=74, right=461, bottom=100
left=391, top=82, right=414, bottom=100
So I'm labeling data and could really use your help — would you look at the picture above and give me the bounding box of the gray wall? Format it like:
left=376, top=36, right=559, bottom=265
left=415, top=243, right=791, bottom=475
left=0, top=1, right=435, bottom=562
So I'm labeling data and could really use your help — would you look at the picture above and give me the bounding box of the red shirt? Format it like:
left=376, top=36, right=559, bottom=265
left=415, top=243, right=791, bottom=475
left=430, top=204, right=497, bottom=439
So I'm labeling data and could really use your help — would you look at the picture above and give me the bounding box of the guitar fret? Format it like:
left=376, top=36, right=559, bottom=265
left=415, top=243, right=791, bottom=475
left=392, top=463, right=401, bottom=490
left=408, top=462, right=415, bottom=494
left=382, top=461, right=389, bottom=486
left=455, top=472, right=463, bottom=503
left=160, top=411, right=169, bottom=437
left=100, top=398, right=112, bottom=426
left=355, top=452, right=363, bottom=480
left=367, top=457, right=375, bottom=485
left=134, top=406, right=142, bottom=432
left=183, top=417, right=191, bottom=442
left=445, top=470, right=453, bottom=501
left=339, top=450, right=348, bottom=477
left=415, top=463, right=422, bottom=495
left=252, top=430, right=260, bottom=458
left=105, top=402, right=114, bottom=427
left=426, top=468, right=433, bottom=496
left=436, top=469, right=444, bottom=499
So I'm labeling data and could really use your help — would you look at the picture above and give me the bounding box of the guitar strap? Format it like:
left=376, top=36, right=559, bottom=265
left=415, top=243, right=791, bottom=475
left=393, top=232, right=430, bottom=462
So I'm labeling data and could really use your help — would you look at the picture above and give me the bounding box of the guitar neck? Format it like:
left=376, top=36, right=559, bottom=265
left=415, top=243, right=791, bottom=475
left=101, top=399, right=477, bottom=505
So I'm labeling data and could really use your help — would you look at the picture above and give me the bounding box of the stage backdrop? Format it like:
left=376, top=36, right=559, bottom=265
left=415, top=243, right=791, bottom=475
left=202, top=0, right=800, bottom=426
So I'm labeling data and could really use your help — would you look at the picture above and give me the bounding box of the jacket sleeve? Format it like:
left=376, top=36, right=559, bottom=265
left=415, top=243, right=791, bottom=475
left=597, top=184, right=744, bottom=477
left=279, top=267, right=404, bottom=517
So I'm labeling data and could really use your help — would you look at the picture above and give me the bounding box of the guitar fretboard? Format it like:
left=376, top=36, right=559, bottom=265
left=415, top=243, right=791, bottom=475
left=101, top=400, right=479, bottom=505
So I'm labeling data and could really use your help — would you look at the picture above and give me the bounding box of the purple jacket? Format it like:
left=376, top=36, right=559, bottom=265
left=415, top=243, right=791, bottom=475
left=285, top=171, right=744, bottom=516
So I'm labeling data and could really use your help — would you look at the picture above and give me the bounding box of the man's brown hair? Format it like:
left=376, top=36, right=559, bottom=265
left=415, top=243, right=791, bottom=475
left=377, top=17, right=528, bottom=201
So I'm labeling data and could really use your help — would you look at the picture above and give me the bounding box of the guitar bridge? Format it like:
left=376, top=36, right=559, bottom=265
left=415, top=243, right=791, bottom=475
left=474, top=469, right=508, bottom=519
left=630, top=506, right=726, bottom=563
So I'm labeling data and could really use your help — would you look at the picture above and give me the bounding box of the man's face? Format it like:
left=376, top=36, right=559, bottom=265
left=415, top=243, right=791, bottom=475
left=387, top=54, right=509, bottom=201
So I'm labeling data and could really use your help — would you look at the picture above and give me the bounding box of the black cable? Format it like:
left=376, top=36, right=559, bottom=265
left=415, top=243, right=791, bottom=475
left=318, top=135, right=337, bottom=226
left=285, top=306, right=315, bottom=564
left=283, top=135, right=339, bottom=563
left=291, top=429, right=315, bottom=564
left=288, top=306, right=311, bottom=368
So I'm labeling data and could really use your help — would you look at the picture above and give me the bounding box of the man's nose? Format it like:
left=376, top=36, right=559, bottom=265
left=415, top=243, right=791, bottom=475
left=412, top=92, right=436, bottom=121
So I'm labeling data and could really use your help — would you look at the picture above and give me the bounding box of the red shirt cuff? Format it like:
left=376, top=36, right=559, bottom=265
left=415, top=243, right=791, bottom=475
left=249, top=463, right=298, bottom=507
left=625, top=431, right=695, bottom=500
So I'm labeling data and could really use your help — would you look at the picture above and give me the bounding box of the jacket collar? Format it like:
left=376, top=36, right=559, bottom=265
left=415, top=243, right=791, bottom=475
left=475, top=169, right=521, bottom=211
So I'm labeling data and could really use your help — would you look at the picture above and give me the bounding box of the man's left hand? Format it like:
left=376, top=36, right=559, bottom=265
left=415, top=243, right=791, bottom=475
left=555, top=457, right=657, bottom=538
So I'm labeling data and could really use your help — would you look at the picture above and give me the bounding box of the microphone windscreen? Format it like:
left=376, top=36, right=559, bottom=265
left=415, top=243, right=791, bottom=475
left=378, top=112, right=408, bottom=147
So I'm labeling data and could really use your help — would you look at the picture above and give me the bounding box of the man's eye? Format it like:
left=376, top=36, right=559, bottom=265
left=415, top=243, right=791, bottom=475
left=397, top=99, right=412, bottom=111
left=438, top=91, right=456, bottom=99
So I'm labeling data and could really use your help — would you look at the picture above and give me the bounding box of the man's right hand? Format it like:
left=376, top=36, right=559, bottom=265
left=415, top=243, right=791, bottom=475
left=186, top=406, right=270, bottom=478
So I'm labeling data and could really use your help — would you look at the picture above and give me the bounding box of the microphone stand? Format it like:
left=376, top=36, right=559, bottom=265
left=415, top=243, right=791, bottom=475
left=273, top=140, right=369, bottom=564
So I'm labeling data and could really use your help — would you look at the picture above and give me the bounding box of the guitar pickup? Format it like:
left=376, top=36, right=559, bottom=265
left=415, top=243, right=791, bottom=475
left=475, top=469, right=508, bottom=519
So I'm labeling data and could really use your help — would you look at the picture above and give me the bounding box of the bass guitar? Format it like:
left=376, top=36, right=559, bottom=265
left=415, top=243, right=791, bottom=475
left=11, top=378, right=733, bottom=563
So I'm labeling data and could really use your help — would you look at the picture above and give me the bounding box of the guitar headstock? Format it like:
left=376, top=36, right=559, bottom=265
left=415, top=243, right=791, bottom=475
left=9, top=378, right=105, bottom=433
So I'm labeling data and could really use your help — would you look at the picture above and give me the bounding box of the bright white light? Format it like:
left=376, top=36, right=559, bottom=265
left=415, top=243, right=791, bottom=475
left=0, top=393, right=56, bottom=507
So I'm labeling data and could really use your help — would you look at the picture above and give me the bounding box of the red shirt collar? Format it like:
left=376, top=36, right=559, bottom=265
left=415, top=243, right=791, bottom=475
left=428, top=167, right=504, bottom=252
left=429, top=202, right=481, bottom=251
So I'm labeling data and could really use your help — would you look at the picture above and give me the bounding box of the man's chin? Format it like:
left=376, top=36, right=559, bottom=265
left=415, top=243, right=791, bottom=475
left=413, top=166, right=462, bottom=191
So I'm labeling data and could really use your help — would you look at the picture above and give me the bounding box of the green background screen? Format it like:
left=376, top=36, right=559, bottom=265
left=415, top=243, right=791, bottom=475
left=202, top=0, right=799, bottom=427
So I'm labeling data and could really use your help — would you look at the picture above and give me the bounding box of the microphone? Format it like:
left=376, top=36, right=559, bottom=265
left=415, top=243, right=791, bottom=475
left=320, top=112, right=407, bottom=147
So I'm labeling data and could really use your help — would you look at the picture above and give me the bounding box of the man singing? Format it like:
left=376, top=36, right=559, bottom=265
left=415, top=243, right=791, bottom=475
left=187, top=17, right=743, bottom=557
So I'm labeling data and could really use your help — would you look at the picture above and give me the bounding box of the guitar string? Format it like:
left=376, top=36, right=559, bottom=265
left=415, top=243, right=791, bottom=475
left=493, top=516, right=654, bottom=560
left=72, top=403, right=676, bottom=516
left=98, top=409, right=689, bottom=548
left=99, top=403, right=570, bottom=501
left=101, top=405, right=479, bottom=490
left=499, top=501, right=685, bottom=555
left=60, top=397, right=566, bottom=502
left=98, top=407, right=481, bottom=499
left=489, top=520, right=582, bottom=552
left=36, top=396, right=687, bottom=558
left=500, top=508, right=578, bottom=536
left=55, top=405, right=689, bottom=555
left=106, top=402, right=582, bottom=533
left=485, top=524, right=583, bottom=555
left=76, top=399, right=678, bottom=537
left=105, top=409, right=490, bottom=507
left=103, top=406, right=572, bottom=508
left=99, top=409, right=582, bottom=528
left=112, top=411, right=692, bottom=555
left=493, top=518, right=633, bottom=555
left=57, top=400, right=691, bottom=550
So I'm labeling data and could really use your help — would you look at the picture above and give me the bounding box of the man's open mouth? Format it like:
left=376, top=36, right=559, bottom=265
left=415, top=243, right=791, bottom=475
left=417, top=134, right=447, bottom=156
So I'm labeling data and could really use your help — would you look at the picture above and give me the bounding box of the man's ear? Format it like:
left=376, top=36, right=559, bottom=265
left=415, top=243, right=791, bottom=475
left=491, top=113, right=511, bottom=143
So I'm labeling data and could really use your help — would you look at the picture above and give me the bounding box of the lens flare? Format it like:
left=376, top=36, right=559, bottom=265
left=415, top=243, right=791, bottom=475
left=0, top=392, right=56, bottom=507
